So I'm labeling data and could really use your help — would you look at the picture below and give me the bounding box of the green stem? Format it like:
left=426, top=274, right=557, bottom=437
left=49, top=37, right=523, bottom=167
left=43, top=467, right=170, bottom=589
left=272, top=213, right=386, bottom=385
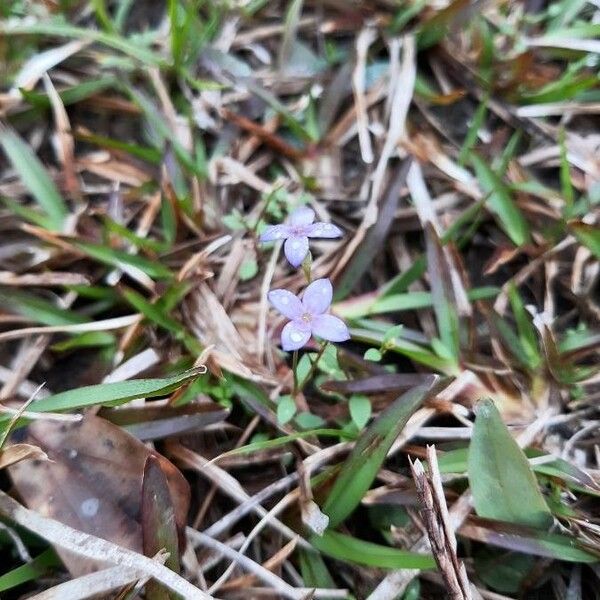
left=291, top=349, right=299, bottom=398
left=297, top=342, right=329, bottom=395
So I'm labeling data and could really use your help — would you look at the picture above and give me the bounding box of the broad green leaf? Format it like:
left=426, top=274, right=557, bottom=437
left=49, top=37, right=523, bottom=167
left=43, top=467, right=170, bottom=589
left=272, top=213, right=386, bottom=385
left=471, top=153, right=530, bottom=246
left=0, top=127, right=68, bottom=231
left=468, top=399, right=553, bottom=529
left=475, top=550, right=535, bottom=594
left=349, top=395, right=371, bottom=429
left=239, top=258, right=258, bottom=281
left=364, top=348, right=382, bottom=362
left=0, top=370, right=203, bottom=422
left=277, top=395, right=297, bottom=425
left=309, top=530, right=435, bottom=570
left=322, top=379, right=437, bottom=527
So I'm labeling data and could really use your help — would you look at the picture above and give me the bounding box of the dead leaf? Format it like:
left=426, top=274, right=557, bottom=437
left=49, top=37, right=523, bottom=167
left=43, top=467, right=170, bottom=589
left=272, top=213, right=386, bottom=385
left=0, top=443, right=48, bottom=470
left=142, top=456, right=181, bottom=600
left=9, top=415, right=190, bottom=576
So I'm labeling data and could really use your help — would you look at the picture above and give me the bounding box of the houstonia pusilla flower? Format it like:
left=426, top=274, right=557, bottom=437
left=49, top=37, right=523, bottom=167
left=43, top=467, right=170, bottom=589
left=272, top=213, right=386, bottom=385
left=268, top=278, right=350, bottom=351
left=260, top=206, right=343, bottom=267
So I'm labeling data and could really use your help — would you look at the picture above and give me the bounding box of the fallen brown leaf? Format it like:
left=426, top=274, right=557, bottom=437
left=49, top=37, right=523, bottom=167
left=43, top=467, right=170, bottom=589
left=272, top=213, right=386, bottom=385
left=9, top=415, right=190, bottom=576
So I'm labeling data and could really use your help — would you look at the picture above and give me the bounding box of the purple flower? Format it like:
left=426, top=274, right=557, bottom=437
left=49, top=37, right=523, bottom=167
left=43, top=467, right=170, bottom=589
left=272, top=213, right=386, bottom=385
left=260, top=206, right=343, bottom=268
left=268, top=278, right=350, bottom=351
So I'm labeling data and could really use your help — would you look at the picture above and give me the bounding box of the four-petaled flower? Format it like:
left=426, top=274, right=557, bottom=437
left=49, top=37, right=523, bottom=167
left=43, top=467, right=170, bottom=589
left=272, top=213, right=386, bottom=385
left=268, top=278, right=350, bottom=351
left=260, top=206, right=343, bottom=268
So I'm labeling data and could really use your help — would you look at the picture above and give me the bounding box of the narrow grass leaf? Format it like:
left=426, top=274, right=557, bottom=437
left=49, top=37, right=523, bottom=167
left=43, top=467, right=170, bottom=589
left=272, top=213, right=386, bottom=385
left=309, top=530, right=436, bottom=570
left=0, top=549, right=60, bottom=593
left=74, top=240, right=173, bottom=280
left=0, top=370, right=203, bottom=422
left=0, top=127, right=68, bottom=231
left=471, top=153, right=530, bottom=246
left=569, top=220, right=600, bottom=259
left=322, top=378, right=438, bottom=527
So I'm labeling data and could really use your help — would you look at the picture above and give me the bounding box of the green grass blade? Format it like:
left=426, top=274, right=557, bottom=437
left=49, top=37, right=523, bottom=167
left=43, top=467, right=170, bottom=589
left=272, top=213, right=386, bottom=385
left=0, top=549, right=60, bottom=593
left=471, top=153, right=530, bottom=246
left=0, top=127, right=68, bottom=231
left=309, top=530, right=436, bottom=570
left=569, top=220, right=600, bottom=259
left=74, top=240, right=173, bottom=280
left=0, top=370, right=203, bottom=422
left=322, top=378, right=438, bottom=528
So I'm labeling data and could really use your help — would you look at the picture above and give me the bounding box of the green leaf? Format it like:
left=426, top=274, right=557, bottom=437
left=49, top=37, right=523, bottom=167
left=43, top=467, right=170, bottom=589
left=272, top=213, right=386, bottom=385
left=349, top=395, right=371, bottom=429
left=338, top=286, right=499, bottom=319
left=569, top=220, right=600, bottom=259
left=468, top=399, right=553, bottom=529
left=458, top=95, right=488, bottom=165
left=74, top=240, right=173, bottom=280
left=508, top=284, right=541, bottom=368
left=122, top=288, right=184, bottom=337
left=239, top=258, right=258, bottom=281
left=0, top=549, right=60, bottom=593
left=471, top=153, right=530, bottom=246
left=277, top=395, right=297, bottom=425
left=0, top=289, right=88, bottom=327
left=299, top=549, right=336, bottom=594
left=322, top=379, right=437, bottom=528
left=0, top=370, right=203, bottom=422
left=216, top=428, right=354, bottom=460
left=51, top=331, right=116, bottom=351
left=0, top=127, right=68, bottom=231
left=364, top=348, right=382, bottom=362
left=1, top=20, right=166, bottom=67
left=309, top=530, right=436, bottom=570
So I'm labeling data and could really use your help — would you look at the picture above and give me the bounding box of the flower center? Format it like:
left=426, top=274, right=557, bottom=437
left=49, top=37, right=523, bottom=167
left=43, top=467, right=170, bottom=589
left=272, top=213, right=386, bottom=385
left=301, top=312, right=312, bottom=323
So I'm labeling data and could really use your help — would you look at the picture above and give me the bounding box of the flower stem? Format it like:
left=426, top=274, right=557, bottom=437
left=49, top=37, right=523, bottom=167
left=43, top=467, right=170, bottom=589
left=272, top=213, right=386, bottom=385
left=297, top=341, right=328, bottom=395
left=291, top=349, right=299, bottom=397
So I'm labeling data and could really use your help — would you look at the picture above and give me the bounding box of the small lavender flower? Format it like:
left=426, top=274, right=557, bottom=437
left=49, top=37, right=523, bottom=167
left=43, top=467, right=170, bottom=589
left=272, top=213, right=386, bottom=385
left=268, top=278, right=350, bottom=351
left=260, top=206, right=343, bottom=268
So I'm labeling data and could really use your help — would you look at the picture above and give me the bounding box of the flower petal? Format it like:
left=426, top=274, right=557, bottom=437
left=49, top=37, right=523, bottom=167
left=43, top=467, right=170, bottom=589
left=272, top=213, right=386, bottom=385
left=287, top=206, right=315, bottom=226
left=311, top=314, right=350, bottom=343
left=302, top=278, right=332, bottom=315
left=260, top=224, right=291, bottom=242
left=284, top=235, right=309, bottom=267
left=268, top=289, right=303, bottom=320
left=281, top=320, right=311, bottom=351
left=305, top=222, right=343, bottom=239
